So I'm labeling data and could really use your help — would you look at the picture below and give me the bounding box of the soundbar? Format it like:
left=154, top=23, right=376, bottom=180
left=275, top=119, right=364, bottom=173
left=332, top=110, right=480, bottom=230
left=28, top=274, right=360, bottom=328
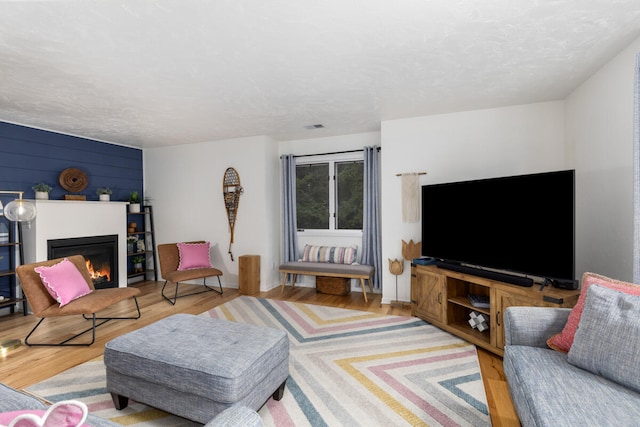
left=434, top=261, right=534, bottom=287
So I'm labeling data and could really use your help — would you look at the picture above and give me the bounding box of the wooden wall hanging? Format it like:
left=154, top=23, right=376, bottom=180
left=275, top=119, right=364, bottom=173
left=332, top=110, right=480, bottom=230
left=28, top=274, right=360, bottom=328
left=223, top=167, right=243, bottom=261
left=402, top=239, right=422, bottom=261
left=59, top=167, right=88, bottom=200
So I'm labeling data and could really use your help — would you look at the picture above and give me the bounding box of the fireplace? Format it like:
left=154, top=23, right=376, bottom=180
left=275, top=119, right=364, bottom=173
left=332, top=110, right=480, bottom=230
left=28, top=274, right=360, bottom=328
left=47, top=234, right=118, bottom=289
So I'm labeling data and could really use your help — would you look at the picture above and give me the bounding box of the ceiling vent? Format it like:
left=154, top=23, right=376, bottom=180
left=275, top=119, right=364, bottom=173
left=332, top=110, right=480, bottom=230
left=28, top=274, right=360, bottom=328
left=304, top=124, right=325, bottom=130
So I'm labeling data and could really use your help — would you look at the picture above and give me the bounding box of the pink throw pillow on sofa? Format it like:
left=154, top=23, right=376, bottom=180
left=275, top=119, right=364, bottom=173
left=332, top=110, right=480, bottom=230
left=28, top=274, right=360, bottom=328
left=34, top=258, right=92, bottom=307
left=177, top=242, right=212, bottom=270
left=0, top=400, right=89, bottom=427
left=547, top=272, right=640, bottom=352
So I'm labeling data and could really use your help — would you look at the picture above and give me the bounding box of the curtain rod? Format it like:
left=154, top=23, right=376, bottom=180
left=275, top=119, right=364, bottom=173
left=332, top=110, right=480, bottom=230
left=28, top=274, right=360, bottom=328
left=280, top=146, right=381, bottom=159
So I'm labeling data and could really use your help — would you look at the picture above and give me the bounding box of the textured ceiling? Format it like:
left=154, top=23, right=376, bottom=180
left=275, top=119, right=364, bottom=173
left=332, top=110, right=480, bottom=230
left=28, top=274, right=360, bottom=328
left=1, top=1, right=640, bottom=148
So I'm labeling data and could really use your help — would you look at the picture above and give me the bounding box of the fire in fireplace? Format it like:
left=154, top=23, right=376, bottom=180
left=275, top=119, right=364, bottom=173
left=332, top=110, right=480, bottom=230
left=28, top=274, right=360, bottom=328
left=85, top=258, right=111, bottom=285
left=47, top=234, right=118, bottom=289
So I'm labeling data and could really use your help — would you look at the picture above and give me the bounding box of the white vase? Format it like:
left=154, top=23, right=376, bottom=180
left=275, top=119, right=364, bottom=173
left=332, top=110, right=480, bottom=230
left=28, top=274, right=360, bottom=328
left=35, top=191, right=49, bottom=200
left=99, top=194, right=110, bottom=202
left=129, top=203, right=140, bottom=213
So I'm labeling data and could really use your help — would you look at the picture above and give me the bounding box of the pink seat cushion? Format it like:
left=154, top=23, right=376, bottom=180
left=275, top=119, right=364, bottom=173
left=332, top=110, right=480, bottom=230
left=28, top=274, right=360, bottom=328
left=34, top=258, right=92, bottom=307
left=177, top=242, right=213, bottom=270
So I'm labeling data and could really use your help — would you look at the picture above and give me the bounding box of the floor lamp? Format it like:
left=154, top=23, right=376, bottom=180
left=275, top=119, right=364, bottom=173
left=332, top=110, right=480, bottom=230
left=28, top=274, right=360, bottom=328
left=0, top=191, right=37, bottom=354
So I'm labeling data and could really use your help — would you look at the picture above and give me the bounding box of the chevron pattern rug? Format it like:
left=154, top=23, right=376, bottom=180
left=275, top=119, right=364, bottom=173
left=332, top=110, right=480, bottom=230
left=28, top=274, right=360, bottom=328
left=26, top=296, right=489, bottom=427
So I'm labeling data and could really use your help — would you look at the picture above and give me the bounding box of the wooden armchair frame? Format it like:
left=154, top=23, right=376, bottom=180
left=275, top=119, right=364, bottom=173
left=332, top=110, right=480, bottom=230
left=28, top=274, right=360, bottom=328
left=158, top=242, right=223, bottom=305
left=16, top=255, right=141, bottom=346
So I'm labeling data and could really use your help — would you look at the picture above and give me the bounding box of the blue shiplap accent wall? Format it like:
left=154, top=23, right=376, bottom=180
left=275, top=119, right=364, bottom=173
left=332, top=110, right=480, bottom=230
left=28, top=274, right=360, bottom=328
left=0, top=121, right=143, bottom=201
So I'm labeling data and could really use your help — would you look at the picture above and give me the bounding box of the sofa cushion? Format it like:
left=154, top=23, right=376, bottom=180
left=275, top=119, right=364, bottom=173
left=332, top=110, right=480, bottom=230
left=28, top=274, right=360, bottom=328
left=34, top=258, right=92, bottom=307
left=0, top=383, right=121, bottom=427
left=547, top=272, right=640, bottom=352
left=0, top=384, right=47, bottom=412
left=568, top=284, right=640, bottom=393
left=504, top=345, right=640, bottom=427
left=301, top=244, right=357, bottom=264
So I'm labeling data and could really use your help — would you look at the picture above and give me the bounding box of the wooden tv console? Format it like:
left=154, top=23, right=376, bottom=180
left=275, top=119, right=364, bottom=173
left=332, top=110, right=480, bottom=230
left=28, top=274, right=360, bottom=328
left=410, top=263, right=580, bottom=356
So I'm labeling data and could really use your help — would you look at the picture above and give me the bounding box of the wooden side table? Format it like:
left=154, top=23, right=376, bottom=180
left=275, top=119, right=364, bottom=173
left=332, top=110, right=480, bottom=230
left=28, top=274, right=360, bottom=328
left=239, top=255, right=260, bottom=295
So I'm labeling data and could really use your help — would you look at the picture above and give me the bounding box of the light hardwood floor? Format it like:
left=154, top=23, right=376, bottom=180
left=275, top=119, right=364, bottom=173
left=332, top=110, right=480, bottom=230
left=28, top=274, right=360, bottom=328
left=0, top=281, right=519, bottom=426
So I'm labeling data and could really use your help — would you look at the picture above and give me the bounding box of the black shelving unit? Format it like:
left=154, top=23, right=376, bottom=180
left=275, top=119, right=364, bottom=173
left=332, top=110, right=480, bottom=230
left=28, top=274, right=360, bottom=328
left=0, top=217, right=26, bottom=315
left=126, top=205, right=158, bottom=282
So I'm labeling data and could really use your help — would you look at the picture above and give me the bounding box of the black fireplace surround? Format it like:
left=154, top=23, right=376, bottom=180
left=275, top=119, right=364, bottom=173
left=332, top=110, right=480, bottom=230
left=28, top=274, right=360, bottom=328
left=47, top=234, right=118, bottom=289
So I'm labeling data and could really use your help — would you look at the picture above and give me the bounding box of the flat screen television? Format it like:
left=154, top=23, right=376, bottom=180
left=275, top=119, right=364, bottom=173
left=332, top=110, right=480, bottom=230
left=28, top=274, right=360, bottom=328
left=421, top=169, right=575, bottom=287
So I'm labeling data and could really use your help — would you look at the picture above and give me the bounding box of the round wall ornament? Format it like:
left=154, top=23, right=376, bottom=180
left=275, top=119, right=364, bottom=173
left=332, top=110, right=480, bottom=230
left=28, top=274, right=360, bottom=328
left=59, top=167, right=88, bottom=193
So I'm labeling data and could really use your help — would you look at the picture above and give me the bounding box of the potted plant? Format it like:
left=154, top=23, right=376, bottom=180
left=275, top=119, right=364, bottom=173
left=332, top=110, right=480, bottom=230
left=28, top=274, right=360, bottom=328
left=131, top=255, right=145, bottom=273
left=32, top=183, right=52, bottom=200
left=96, top=187, right=112, bottom=202
left=128, top=191, right=141, bottom=213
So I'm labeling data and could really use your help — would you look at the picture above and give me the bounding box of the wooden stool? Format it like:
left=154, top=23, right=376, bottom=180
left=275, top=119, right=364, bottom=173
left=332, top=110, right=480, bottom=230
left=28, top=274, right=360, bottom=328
left=239, top=255, right=260, bottom=295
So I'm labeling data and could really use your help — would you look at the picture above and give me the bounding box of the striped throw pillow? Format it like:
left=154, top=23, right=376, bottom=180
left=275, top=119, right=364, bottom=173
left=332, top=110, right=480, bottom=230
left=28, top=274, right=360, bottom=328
left=302, top=245, right=358, bottom=264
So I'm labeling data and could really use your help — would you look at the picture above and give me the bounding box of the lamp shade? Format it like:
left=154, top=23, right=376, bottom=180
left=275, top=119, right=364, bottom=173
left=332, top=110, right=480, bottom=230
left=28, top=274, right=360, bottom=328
left=4, top=199, right=37, bottom=222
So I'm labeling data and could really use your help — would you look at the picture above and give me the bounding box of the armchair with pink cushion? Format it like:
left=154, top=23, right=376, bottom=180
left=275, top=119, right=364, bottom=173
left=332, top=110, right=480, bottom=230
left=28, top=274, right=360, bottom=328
left=157, top=241, right=223, bottom=305
left=16, top=255, right=141, bottom=346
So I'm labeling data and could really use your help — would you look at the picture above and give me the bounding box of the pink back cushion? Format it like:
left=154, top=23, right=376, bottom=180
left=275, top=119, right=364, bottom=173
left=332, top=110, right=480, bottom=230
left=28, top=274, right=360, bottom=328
left=547, top=272, right=640, bottom=352
left=177, top=242, right=212, bottom=270
left=34, top=258, right=92, bottom=307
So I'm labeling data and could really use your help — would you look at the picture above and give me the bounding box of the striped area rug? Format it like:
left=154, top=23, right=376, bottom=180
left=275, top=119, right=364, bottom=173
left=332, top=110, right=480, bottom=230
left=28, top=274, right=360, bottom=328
left=26, top=296, right=490, bottom=426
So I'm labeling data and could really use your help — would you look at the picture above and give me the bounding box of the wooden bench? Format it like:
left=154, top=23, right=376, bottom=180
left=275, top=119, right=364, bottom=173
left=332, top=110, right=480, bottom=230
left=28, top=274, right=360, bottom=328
left=279, top=261, right=375, bottom=302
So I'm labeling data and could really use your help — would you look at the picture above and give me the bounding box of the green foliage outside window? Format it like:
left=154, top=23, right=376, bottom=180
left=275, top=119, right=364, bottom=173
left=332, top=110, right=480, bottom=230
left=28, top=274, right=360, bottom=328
left=296, top=160, right=363, bottom=230
left=336, top=162, right=363, bottom=229
left=296, top=163, right=329, bottom=229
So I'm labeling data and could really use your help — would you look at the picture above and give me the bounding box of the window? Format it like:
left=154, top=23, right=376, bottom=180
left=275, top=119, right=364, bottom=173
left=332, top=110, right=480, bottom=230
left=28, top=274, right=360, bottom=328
left=296, top=154, right=363, bottom=232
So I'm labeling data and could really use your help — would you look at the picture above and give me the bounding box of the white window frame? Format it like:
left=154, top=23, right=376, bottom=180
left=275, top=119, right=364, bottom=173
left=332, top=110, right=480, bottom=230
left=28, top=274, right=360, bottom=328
left=296, top=152, right=363, bottom=237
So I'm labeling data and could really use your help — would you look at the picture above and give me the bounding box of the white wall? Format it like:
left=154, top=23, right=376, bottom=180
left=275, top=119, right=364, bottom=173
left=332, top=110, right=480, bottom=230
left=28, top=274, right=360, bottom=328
left=144, top=135, right=280, bottom=290
left=565, top=35, right=640, bottom=282
left=380, top=101, right=567, bottom=303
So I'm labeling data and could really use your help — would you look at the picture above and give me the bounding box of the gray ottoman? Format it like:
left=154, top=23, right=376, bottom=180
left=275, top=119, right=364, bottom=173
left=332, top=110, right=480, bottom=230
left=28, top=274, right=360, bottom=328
left=104, top=313, right=289, bottom=424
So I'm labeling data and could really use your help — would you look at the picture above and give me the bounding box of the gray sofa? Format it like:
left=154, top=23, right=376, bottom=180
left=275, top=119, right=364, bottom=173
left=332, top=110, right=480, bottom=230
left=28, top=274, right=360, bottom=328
left=0, top=382, right=262, bottom=427
left=503, top=305, right=640, bottom=426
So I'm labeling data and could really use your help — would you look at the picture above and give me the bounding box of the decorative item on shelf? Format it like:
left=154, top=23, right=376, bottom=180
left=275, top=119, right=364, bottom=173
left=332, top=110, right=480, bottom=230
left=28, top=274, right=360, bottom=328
left=128, top=222, right=137, bottom=233
left=128, top=191, right=141, bottom=213
left=468, top=311, right=489, bottom=332
left=32, top=183, right=52, bottom=200
left=223, top=167, right=243, bottom=261
left=127, top=236, right=138, bottom=253
left=468, top=294, right=490, bottom=309
left=96, top=187, right=112, bottom=201
left=0, top=222, right=8, bottom=243
left=59, top=167, right=88, bottom=200
left=0, top=190, right=37, bottom=353
left=131, top=255, right=145, bottom=273
left=136, top=240, right=145, bottom=252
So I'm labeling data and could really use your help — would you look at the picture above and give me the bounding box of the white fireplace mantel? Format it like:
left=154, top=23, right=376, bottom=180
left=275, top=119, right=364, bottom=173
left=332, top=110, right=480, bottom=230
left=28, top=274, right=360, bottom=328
left=22, top=200, right=128, bottom=288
